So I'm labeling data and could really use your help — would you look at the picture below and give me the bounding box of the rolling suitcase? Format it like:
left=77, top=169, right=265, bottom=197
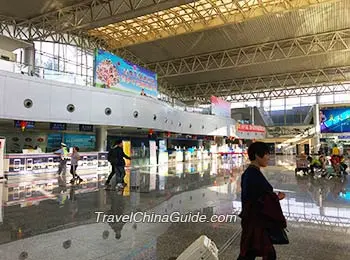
left=176, top=235, right=219, bottom=260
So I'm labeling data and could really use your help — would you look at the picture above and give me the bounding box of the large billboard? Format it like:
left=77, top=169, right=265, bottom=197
left=211, top=96, right=231, bottom=118
left=320, top=107, right=350, bottom=133
left=94, top=49, right=158, bottom=97
left=235, top=124, right=266, bottom=139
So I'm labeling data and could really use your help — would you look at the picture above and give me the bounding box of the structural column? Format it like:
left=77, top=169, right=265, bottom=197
left=251, top=107, right=255, bottom=125
left=313, top=94, right=321, bottom=154
left=23, top=45, right=35, bottom=75
left=96, top=126, right=108, bottom=152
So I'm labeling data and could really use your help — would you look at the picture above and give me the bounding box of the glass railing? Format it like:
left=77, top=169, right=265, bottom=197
left=0, top=58, right=213, bottom=116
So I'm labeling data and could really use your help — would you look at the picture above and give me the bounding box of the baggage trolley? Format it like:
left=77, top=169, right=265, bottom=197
left=295, top=156, right=309, bottom=175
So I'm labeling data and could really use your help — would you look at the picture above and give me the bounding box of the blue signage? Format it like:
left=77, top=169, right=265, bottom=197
left=79, top=124, right=94, bottom=132
left=50, top=123, right=67, bottom=131
left=14, top=120, right=35, bottom=129
left=320, top=107, right=350, bottom=133
left=339, top=136, right=350, bottom=139
left=94, top=49, right=158, bottom=97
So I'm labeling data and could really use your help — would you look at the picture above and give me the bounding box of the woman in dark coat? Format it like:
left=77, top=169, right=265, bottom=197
left=237, top=142, right=287, bottom=260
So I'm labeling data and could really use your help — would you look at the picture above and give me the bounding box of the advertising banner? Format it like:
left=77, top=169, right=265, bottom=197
left=149, top=140, right=157, bottom=165
left=320, top=107, right=350, bottom=133
left=64, top=134, right=96, bottom=151
left=158, top=139, right=167, bottom=152
left=235, top=124, right=266, bottom=139
left=123, top=141, right=131, bottom=167
left=237, top=124, right=266, bottom=133
left=94, top=49, right=158, bottom=97
left=211, top=96, right=231, bottom=118
left=0, top=137, right=5, bottom=179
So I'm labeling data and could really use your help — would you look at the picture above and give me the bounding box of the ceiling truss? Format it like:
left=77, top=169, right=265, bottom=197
left=172, top=66, right=350, bottom=102
left=90, top=0, right=336, bottom=49
left=0, top=0, right=196, bottom=43
left=0, top=12, right=177, bottom=96
left=0, top=15, right=107, bottom=50
left=0, top=0, right=346, bottom=102
left=147, top=28, right=350, bottom=78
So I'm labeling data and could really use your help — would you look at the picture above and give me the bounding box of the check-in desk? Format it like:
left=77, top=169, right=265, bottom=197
left=5, top=152, right=110, bottom=177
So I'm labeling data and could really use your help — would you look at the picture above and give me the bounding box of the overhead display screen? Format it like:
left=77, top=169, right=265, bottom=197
left=320, top=107, right=350, bottom=133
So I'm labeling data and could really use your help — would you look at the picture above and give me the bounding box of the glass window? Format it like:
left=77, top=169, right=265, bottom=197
left=334, top=92, right=350, bottom=103
left=301, top=95, right=315, bottom=106
left=270, top=98, right=284, bottom=111
left=285, top=97, right=300, bottom=110
left=319, top=94, right=334, bottom=105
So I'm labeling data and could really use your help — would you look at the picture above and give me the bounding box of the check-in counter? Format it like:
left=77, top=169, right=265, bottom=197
left=4, top=152, right=110, bottom=177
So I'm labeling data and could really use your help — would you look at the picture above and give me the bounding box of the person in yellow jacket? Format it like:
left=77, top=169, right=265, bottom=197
left=331, top=144, right=341, bottom=174
left=332, top=144, right=340, bottom=156
left=55, top=143, right=69, bottom=175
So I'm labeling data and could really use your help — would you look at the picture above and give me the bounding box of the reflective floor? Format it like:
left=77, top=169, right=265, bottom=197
left=0, top=156, right=349, bottom=260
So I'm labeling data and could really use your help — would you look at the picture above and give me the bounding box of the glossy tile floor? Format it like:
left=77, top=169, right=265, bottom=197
left=0, top=155, right=349, bottom=260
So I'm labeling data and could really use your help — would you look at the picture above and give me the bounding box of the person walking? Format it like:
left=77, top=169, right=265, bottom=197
left=237, top=142, right=287, bottom=260
left=55, top=143, right=69, bottom=175
left=105, top=140, right=131, bottom=189
left=70, top=146, right=83, bottom=184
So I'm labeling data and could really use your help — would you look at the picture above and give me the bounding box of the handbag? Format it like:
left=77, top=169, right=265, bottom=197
left=267, top=228, right=289, bottom=245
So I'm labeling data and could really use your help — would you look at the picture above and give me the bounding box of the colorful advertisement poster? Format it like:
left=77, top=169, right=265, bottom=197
left=211, top=96, right=231, bottom=118
left=94, top=49, right=158, bottom=97
left=64, top=134, right=96, bottom=151
left=320, top=107, right=350, bottom=133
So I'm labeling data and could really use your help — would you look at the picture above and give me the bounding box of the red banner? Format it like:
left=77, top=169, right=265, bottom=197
left=237, top=124, right=266, bottom=133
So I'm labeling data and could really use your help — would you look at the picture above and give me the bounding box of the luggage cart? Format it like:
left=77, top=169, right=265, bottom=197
left=295, top=156, right=309, bottom=175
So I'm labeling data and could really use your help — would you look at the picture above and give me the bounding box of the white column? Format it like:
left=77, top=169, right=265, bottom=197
left=23, top=46, right=35, bottom=75
left=0, top=138, right=5, bottom=180
left=96, top=127, right=108, bottom=152
left=313, top=94, right=321, bottom=154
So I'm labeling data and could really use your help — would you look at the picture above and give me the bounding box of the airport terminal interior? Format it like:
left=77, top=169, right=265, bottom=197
left=0, top=0, right=350, bottom=259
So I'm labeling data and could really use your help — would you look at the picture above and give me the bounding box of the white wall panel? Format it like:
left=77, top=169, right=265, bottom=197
left=3, top=76, right=30, bottom=120
left=70, top=88, right=92, bottom=123
left=49, top=84, right=72, bottom=122
left=0, top=71, right=235, bottom=136
left=0, top=74, right=4, bottom=116
left=27, top=80, right=51, bottom=120
left=89, top=91, right=113, bottom=125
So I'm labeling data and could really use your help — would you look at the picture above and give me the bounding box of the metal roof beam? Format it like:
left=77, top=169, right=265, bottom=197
left=147, top=28, right=350, bottom=78
left=171, top=66, right=350, bottom=102
left=3, top=0, right=196, bottom=42
left=0, top=15, right=108, bottom=49
left=94, top=0, right=338, bottom=49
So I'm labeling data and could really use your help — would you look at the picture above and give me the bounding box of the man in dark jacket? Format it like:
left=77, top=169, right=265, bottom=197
left=105, top=140, right=131, bottom=189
